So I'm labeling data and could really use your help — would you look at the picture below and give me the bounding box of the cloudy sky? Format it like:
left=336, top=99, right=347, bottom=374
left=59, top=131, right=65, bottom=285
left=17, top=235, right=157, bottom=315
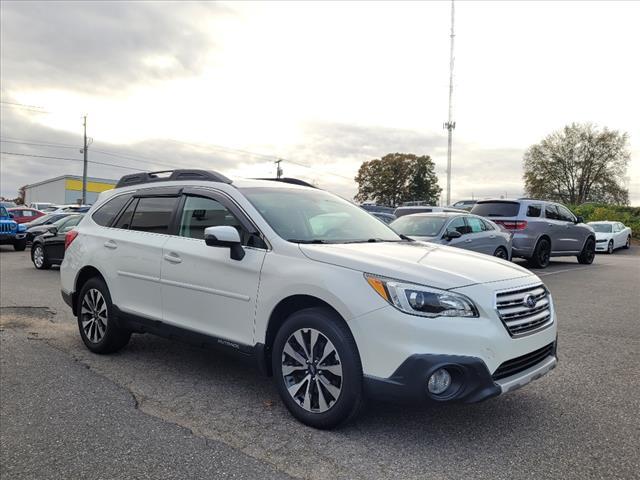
left=1, top=1, right=639, bottom=204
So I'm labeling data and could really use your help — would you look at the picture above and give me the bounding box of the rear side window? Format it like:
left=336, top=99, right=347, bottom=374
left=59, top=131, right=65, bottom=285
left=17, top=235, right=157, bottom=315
left=545, top=205, right=560, bottom=220
left=92, top=194, right=132, bottom=226
left=129, top=197, right=178, bottom=234
left=526, top=205, right=542, bottom=217
left=481, top=219, right=495, bottom=231
left=470, top=202, right=520, bottom=218
left=466, top=217, right=486, bottom=233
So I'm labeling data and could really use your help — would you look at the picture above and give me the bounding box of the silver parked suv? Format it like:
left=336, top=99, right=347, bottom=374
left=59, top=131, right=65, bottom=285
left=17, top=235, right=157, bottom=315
left=470, top=199, right=596, bottom=268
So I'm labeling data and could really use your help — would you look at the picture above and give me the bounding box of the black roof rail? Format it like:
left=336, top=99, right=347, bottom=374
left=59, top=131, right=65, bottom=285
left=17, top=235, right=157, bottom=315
left=254, top=177, right=316, bottom=188
left=115, top=169, right=232, bottom=188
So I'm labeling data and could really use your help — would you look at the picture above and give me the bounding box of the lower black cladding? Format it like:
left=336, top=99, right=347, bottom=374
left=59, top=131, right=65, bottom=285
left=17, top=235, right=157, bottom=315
left=363, top=354, right=501, bottom=404
left=492, top=342, right=556, bottom=380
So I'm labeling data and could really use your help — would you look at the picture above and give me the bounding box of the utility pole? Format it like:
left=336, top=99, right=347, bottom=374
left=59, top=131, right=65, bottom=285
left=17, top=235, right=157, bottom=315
left=81, top=114, right=88, bottom=204
left=275, top=159, right=283, bottom=179
left=443, top=0, right=456, bottom=206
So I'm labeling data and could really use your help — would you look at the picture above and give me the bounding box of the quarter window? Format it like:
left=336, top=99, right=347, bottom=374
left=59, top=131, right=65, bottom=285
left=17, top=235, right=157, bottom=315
left=526, top=205, right=542, bottom=217
left=92, top=194, right=133, bottom=227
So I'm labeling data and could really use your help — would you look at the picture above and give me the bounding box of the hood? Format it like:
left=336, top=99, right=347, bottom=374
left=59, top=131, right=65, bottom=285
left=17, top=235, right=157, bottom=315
left=594, top=232, right=612, bottom=240
left=299, top=241, right=532, bottom=290
left=410, top=235, right=444, bottom=244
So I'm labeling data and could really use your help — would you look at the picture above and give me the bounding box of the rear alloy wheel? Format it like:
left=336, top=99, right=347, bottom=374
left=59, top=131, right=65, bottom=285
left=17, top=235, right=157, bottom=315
left=272, top=307, right=363, bottom=429
left=528, top=238, right=551, bottom=269
left=493, top=247, right=508, bottom=260
left=31, top=244, right=50, bottom=269
left=577, top=237, right=596, bottom=265
left=607, top=240, right=614, bottom=254
left=77, top=277, right=131, bottom=354
left=624, top=236, right=631, bottom=249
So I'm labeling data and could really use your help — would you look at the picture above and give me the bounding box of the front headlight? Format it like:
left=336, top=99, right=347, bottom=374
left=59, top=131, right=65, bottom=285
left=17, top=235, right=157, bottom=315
left=365, top=273, right=478, bottom=318
left=17, top=224, right=27, bottom=232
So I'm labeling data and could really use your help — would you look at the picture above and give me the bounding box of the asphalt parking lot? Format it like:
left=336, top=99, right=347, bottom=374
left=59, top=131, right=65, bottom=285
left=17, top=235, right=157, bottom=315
left=1, top=246, right=639, bottom=480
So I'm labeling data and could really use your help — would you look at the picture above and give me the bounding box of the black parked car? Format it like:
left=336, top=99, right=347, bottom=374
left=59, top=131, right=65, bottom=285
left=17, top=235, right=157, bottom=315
left=24, top=213, right=75, bottom=241
left=31, top=214, right=83, bottom=269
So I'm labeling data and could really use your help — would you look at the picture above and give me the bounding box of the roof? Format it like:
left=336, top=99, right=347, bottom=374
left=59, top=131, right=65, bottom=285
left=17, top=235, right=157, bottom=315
left=24, top=175, right=118, bottom=189
left=398, top=211, right=468, bottom=218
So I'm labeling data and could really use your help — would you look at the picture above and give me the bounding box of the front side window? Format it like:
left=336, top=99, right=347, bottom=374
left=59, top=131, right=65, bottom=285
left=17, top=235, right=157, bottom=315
left=241, top=188, right=401, bottom=243
left=129, top=197, right=178, bottom=234
left=466, top=217, right=486, bottom=233
left=556, top=205, right=576, bottom=223
left=447, top=217, right=468, bottom=235
left=179, top=196, right=242, bottom=240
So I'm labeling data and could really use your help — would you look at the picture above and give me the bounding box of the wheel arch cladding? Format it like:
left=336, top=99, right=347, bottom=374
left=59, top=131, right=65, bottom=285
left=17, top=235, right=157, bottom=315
left=73, top=266, right=107, bottom=315
left=262, top=295, right=355, bottom=377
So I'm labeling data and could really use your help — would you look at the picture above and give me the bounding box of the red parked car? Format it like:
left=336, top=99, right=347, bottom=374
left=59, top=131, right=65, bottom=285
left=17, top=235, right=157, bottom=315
left=8, top=207, right=45, bottom=224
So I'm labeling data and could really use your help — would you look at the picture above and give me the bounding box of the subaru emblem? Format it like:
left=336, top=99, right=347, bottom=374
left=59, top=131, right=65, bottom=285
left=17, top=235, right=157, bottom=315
left=523, top=294, right=537, bottom=309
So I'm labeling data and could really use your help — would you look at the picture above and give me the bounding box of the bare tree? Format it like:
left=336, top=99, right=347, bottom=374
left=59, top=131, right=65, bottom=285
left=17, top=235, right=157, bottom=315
left=523, top=123, right=630, bottom=205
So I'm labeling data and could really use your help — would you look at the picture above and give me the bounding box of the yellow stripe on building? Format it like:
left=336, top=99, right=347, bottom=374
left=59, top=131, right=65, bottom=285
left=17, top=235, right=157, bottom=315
left=65, top=179, right=115, bottom=193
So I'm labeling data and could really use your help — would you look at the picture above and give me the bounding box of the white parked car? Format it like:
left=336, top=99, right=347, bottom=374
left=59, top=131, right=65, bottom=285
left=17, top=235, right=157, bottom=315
left=589, top=221, right=632, bottom=253
left=61, top=169, right=558, bottom=429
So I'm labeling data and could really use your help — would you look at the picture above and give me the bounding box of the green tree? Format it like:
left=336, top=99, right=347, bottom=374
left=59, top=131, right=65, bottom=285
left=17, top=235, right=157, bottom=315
left=523, top=123, right=630, bottom=205
left=355, top=153, right=441, bottom=206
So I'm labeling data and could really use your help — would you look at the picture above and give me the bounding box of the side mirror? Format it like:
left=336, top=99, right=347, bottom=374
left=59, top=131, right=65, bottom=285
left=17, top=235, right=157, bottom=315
left=47, top=226, right=58, bottom=235
left=204, top=226, right=245, bottom=261
left=576, top=216, right=584, bottom=224
left=444, top=229, right=462, bottom=241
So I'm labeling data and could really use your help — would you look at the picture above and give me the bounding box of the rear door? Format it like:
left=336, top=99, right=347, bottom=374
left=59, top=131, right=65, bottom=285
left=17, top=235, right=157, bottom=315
left=47, top=215, right=83, bottom=262
left=543, top=204, right=567, bottom=252
left=160, top=190, right=267, bottom=346
left=465, top=216, right=494, bottom=255
left=96, top=191, right=179, bottom=321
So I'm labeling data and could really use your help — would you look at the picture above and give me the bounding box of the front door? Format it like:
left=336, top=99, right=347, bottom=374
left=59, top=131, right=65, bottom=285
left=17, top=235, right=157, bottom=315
left=160, top=192, right=267, bottom=346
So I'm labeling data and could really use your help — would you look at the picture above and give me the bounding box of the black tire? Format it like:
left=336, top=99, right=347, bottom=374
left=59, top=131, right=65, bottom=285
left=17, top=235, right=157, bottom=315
left=77, top=277, right=131, bottom=354
left=528, top=238, right=551, bottom=269
left=493, top=246, right=509, bottom=260
left=624, top=236, right=631, bottom=249
left=272, top=307, right=363, bottom=429
left=31, top=243, right=51, bottom=269
left=606, top=240, right=614, bottom=254
left=13, top=238, right=27, bottom=251
left=577, top=237, right=596, bottom=265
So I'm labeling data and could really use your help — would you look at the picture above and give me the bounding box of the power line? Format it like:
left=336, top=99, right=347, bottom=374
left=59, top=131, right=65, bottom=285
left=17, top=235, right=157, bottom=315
left=0, top=136, right=79, bottom=148
left=0, top=151, right=144, bottom=171
left=0, top=139, right=80, bottom=150
left=0, top=101, right=51, bottom=114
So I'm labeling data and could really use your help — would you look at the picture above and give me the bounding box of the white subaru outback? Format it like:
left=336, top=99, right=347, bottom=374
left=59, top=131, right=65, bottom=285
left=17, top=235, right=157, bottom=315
left=61, top=170, right=558, bottom=429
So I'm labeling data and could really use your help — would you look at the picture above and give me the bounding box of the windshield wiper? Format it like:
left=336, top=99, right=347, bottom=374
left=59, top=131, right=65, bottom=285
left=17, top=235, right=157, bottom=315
left=287, top=239, right=328, bottom=244
left=399, top=234, right=415, bottom=242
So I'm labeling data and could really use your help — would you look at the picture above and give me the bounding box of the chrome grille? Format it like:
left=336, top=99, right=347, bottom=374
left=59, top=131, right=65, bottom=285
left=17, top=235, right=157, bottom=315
left=495, top=284, right=553, bottom=337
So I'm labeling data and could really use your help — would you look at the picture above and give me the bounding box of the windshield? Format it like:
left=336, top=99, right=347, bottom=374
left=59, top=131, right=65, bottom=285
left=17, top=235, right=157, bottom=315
left=390, top=215, right=447, bottom=237
left=0, top=206, right=7, bottom=218
left=590, top=224, right=612, bottom=233
left=241, top=187, right=402, bottom=243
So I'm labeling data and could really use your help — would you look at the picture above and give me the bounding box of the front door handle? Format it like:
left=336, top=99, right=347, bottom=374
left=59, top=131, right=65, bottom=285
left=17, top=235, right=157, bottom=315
left=104, top=240, right=117, bottom=249
left=547, top=223, right=554, bottom=227
left=465, top=239, right=472, bottom=243
left=163, top=252, right=182, bottom=264
left=489, top=235, right=496, bottom=239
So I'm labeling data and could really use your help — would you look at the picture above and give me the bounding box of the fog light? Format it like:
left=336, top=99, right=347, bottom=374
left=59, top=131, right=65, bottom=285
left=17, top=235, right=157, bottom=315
left=428, top=368, right=451, bottom=395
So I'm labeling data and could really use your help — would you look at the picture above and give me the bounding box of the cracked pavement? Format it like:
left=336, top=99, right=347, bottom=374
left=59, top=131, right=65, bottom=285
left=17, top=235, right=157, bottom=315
left=1, top=246, right=639, bottom=479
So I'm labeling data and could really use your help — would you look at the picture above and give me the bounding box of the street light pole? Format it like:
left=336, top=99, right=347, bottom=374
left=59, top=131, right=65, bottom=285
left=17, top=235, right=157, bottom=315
left=444, top=0, right=456, bottom=206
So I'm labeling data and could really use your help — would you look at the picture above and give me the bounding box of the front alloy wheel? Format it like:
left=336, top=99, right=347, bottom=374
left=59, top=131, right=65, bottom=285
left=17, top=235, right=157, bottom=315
left=577, top=237, right=596, bottom=265
left=607, top=240, right=614, bottom=254
left=281, top=328, right=343, bottom=413
left=32, top=244, right=50, bottom=269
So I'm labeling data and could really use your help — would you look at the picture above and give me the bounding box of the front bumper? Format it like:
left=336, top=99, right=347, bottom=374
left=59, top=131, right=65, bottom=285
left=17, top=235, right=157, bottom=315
left=0, top=233, right=26, bottom=244
left=595, top=240, right=609, bottom=251
left=364, top=342, right=557, bottom=403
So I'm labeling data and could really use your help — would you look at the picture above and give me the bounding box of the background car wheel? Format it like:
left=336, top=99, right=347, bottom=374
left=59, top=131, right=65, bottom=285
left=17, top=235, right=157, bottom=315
left=77, top=277, right=131, bottom=354
left=493, top=246, right=508, bottom=260
left=577, top=237, right=596, bottom=265
left=624, top=236, right=631, bottom=249
left=31, top=244, right=51, bottom=269
left=528, top=238, right=551, bottom=269
left=607, top=240, right=614, bottom=254
left=272, top=307, right=363, bottom=430
left=13, top=239, right=27, bottom=251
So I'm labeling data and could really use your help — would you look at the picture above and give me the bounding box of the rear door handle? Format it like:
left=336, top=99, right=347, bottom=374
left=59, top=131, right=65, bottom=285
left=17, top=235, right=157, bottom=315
left=104, top=240, right=117, bottom=249
left=489, top=235, right=496, bottom=239
left=547, top=223, right=554, bottom=227
left=163, top=252, right=182, bottom=264
left=465, top=239, right=472, bottom=243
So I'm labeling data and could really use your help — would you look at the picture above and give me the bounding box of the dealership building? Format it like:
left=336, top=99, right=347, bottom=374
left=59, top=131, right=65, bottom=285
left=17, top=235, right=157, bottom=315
left=23, top=175, right=117, bottom=205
